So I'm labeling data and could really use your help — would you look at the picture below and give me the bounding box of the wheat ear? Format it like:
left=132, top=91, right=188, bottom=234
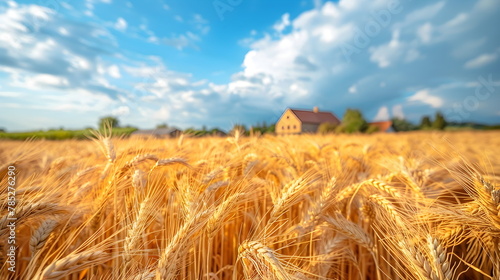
left=30, top=219, right=58, bottom=256
left=238, top=241, right=291, bottom=280
left=322, top=213, right=374, bottom=252
left=368, top=194, right=405, bottom=227
left=124, top=198, right=151, bottom=262
left=427, top=236, right=453, bottom=280
left=40, top=251, right=108, bottom=280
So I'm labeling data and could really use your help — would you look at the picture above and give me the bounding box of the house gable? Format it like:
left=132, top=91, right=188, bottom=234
left=276, top=109, right=302, bottom=134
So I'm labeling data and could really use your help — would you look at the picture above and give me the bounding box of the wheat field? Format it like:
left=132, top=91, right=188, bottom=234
left=0, top=131, right=499, bottom=280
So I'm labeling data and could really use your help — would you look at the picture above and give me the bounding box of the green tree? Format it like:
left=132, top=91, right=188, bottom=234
left=432, top=112, right=447, bottom=130
left=365, top=125, right=380, bottom=134
left=342, top=109, right=368, bottom=133
left=420, top=116, right=432, bottom=130
left=266, top=124, right=276, bottom=133
left=391, top=118, right=417, bottom=132
left=251, top=121, right=276, bottom=135
left=318, top=122, right=338, bottom=134
left=209, top=128, right=227, bottom=136
left=99, top=116, right=119, bottom=130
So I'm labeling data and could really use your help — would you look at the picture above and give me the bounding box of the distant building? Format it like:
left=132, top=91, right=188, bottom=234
left=369, top=121, right=394, bottom=133
left=276, top=107, right=341, bottom=134
left=131, top=127, right=181, bottom=138
left=210, top=129, right=228, bottom=137
left=276, top=107, right=393, bottom=134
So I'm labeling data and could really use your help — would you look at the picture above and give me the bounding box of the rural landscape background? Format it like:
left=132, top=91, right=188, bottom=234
left=1, top=0, right=500, bottom=279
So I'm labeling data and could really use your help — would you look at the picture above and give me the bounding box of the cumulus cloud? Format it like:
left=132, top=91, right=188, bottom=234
left=0, top=3, right=120, bottom=99
left=392, top=104, right=405, bottom=119
left=219, top=0, right=499, bottom=125
left=464, top=53, right=498, bottom=69
left=1, top=0, right=500, bottom=131
left=109, top=0, right=497, bottom=129
left=408, top=90, right=444, bottom=108
left=138, top=14, right=210, bottom=50
left=373, top=106, right=390, bottom=121
left=108, top=65, right=121, bottom=79
left=112, top=106, right=130, bottom=116
left=114, top=17, right=127, bottom=31
left=273, top=13, right=291, bottom=33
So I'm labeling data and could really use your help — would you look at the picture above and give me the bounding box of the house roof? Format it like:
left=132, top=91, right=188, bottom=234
left=131, top=127, right=180, bottom=136
left=290, top=109, right=341, bottom=124
left=368, top=121, right=393, bottom=132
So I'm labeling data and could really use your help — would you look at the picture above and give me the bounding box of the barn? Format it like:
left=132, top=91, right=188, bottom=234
left=131, top=127, right=181, bottom=138
left=276, top=107, right=392, bottom=134
left=276, top=107, right=341, bottom=134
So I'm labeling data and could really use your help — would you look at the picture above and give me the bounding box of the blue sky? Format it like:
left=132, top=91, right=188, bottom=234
left=0, top=0, right=499, bottom=131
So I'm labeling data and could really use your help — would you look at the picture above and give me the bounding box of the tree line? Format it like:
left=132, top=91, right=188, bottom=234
left=97, top=110, right=472, bottom=136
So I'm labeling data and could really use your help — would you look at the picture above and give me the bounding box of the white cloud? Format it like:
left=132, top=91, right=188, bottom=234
left=108, top=65, right=121, bottom=78
left=392, top=104, right=405, bottom=119
left=474, top=0, right=500, bottom=11
left=6, top=1, right=18, bottom=8
left=112, top=106, right=130, bottom=116
left=1, top=0, right=500, bottom=131
left=370, top=30, right=421, bottom=68
left=191, top=14, right=210, bottom=35
left=417, top=23, right=432, bottom=44
left=59, top=27, right=69, bottom=36
left=0, top=91, right=22, bottom=97
left=373, top=106, right=390, bottom=121
left=452, top=38, right=485, bottom=58
left=408, top=90, right=444, bottom=108
left=443, top=13, right=468, bottom=29
left=16, top=74, right=69, bottom=88
left=402, top=2, right=446, bottom=26
left=114, top=17, right=127, bottom=31
left=0, top=3, right=122, bottom=102
left=137, top=15, right=209, bottom=50
left=464, top=53, right=498, bottom=69
left=84, top=0, right=112, bottom=15
left=313, top=0, right=323, bottom=9
left=274, top=13, right=291, bottom=33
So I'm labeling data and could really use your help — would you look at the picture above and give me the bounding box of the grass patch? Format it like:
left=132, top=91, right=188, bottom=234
left=0, top=127, right=138, bottom=140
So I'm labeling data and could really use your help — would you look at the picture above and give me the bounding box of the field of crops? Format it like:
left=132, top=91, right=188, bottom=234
left=0, top=131, right=499, bottom=280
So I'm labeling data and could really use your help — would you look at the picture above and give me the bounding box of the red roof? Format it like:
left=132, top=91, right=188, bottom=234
left=368, top=121, right=393, bottom=132
left=290, top=109, right=341, bottom=125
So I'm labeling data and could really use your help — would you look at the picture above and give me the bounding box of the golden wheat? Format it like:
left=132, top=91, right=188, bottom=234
left=0, top=131, right=498, bottom=279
